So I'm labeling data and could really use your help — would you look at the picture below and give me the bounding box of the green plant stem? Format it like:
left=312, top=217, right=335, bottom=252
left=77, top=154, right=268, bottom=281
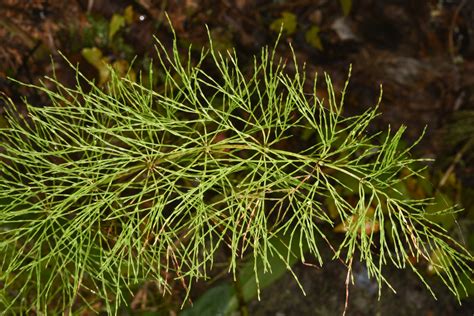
left=233, top=270, right=249, bottom=316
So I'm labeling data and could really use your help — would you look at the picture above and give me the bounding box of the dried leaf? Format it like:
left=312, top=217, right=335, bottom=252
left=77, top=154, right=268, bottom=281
left=112, top=59, right=136, bottom=82
left=333, top=214, right=380, bottom=235
left=331, top=17, right=358, bottom=41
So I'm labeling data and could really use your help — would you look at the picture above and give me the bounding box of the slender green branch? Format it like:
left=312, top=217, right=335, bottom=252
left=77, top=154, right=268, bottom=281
left=0, top=29, right=472, bottom=314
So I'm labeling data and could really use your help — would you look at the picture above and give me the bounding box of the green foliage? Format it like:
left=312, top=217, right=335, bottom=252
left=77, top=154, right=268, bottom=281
left=0, top=30, right=472, bottom=314
left=182, top=231, right=304, bottom=315
left=305, top=25, right=323, bottom=50
left=81, top=8, right=135, bottom=64
left=109, top=14, right=126, bottom=42
left=83, top=14, right=109, bottom=48
left=81, top=47, right=110, bottom=85
left=270, top=12, right=297, bottom=35
left=339, top=0, right=353, bottom=16
left=425, top=192, right=456, bottom=230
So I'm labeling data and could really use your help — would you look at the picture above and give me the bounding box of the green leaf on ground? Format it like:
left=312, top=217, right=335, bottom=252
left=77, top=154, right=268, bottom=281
left=305, top=26, right=323, bottom=50
left=270, top=12, right=297, bottom=35
left=339, top=0, right=352, bottom=16
left=81, top=47, right=110, bottom=85
left=425, top=192, right=456, bottom=229
left=181, top=231, right=307, bottom=316
left=109, top=13, right=126, bottom=42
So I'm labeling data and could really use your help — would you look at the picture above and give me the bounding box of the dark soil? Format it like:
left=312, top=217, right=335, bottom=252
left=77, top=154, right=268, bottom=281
left=248, top=251, right=474, bottom=316
left=1, top=0, right=473, bottom=315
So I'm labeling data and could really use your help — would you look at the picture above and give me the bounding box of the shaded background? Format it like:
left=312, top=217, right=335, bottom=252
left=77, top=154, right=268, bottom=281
left=1, top=0, right=473, bottom=315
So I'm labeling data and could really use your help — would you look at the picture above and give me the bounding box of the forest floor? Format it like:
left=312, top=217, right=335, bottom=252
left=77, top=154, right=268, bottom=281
left=1, top=0, right=473, bottom=315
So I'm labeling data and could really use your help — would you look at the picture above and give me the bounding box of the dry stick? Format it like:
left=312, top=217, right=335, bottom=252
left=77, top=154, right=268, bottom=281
left=448, top=0, right=467, bottom=59
left=438, top=138, right=473, bottom=188
left=343, top=257, right=353, bottom=316
left=437, top=138, right=473, bottom=248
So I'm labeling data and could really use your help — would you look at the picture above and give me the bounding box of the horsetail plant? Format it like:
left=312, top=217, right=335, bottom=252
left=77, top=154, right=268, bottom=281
left=0, top=30, right=472, bottom=314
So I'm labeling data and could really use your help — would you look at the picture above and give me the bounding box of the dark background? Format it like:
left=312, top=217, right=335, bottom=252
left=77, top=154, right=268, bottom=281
left=1, top=0, right=473, bottom=315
